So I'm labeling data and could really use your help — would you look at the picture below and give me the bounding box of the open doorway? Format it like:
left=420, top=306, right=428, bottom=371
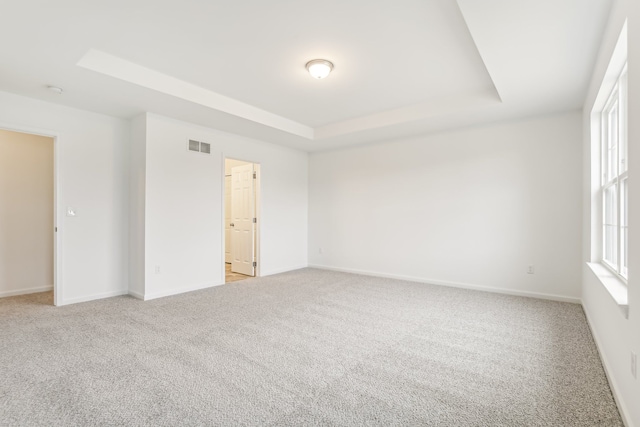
left=0, top=128, right=57, bottom=305
left=224, top=158, right=260, bottom=284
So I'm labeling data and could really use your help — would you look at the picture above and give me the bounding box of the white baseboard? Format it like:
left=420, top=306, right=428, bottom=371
left=143, top=281, right=224, bottom=301
left=133, top=266, right=309, bottom=300
left=62, top=289, right=129, bottom=306
left=128, top=290, right=144, bottom=300
left=260, top=264, right=308, bottom=277
left=308, top=264, right=581, bottom=304
left=0, top=285, right=53, bottom=298
left=583, top=306, right=635, bottom=427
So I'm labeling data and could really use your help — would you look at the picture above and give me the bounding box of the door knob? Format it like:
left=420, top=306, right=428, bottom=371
left=230, top=223, right=234, bottom=227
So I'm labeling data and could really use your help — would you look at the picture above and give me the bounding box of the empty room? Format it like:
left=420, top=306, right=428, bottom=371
left=1, top=0, right=638, bottom=425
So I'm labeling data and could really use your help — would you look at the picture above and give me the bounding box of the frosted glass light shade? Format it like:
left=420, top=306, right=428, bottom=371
left=306, top=59, right=333, bottom=79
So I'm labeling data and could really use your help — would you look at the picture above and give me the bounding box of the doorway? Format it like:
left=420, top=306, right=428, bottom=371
left=224, top=158, right=260, bottom=284
left=0, top=127, right=58, bottom=305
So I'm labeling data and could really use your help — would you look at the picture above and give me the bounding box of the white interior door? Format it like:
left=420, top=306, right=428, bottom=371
left=224, top=175, right=232, bottom=263
left=231, top=164, right=255, bottom=276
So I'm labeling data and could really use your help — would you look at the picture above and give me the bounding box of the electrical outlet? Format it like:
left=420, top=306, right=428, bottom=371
left=632, top=352, right=637, bottom=379
left=155, top=265, right=161, bottom=274
left=527, top=265, right=535, bottom=274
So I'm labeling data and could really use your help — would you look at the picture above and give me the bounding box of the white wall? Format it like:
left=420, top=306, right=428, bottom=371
left=309, top=112, right=583, bottom=301
left=141, top=114, right=307, bottom=300
left=0, top=91, right=130, bottom=305
left=582, top=1, right=640, bottom=425
left=129, top=115, right=146, bottom=299
left=0, top=129, right=53, bottom=297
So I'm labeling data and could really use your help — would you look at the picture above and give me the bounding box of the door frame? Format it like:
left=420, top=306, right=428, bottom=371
left=222, top=155, right=261, bottom=282
left=0, top=122, right=62, bottom=306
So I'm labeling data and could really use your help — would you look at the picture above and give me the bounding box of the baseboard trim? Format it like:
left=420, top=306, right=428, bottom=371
left=0, top=286, right=53, bottom=298
left=143, top=282, right=224, bottom=301
left=260, top=264, right=308, bottom=277
left=308, top=264, right=581, bottom=304
left=128, top=290, right=144, bottom=300
left=583, top=305, right=634, bottom=427
left=62, top=289, right=129, bottom=306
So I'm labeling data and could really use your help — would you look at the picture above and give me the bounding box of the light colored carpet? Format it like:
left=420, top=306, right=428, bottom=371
left=0, top=268, right=622, bottom=426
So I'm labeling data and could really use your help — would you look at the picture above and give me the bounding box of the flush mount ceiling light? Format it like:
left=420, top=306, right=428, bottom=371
left=47, top=85, right=64, bottom=94
left=305, top=59, right=333, bottom=79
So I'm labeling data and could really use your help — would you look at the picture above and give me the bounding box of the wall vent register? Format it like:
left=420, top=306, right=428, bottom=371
left=187, top=139, right=211, bottom=154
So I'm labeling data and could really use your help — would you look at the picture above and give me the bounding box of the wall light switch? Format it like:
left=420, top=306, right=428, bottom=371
left=66, top=207, right=76, bottom=217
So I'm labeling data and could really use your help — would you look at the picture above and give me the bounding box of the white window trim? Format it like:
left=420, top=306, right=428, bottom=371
left=600, top=65, right=627, bottom=282
left=586, top=263, right=628, bottom=318
left=587, top=20, right=627, bottom=315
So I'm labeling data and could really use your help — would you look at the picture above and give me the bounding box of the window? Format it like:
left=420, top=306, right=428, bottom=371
left=601, top=64, right=627, bottom=279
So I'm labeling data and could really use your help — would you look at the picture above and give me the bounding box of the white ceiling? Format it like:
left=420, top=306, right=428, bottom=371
left=0, top=0, right=612, bottom=151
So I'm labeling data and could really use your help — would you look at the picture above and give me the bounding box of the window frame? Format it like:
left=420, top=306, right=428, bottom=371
left=600, top=64, right=628, bottom=281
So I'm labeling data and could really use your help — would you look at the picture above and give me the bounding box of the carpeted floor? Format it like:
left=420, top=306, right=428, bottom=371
left=0, top=268, right=622, bottom=426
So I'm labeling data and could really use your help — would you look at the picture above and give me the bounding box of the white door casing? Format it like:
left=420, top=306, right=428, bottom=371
left=0, top=123, right=60, bottom=306
left=231, top=164, right=255, bottom=276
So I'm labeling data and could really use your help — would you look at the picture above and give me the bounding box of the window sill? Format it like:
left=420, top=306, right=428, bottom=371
left=586, top=262, right=629, bottom=318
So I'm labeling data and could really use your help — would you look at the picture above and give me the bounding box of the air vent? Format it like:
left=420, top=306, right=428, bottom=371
left=187, top=139, right=211, bottom=155
left=188, top=139, right=200, bottom=152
